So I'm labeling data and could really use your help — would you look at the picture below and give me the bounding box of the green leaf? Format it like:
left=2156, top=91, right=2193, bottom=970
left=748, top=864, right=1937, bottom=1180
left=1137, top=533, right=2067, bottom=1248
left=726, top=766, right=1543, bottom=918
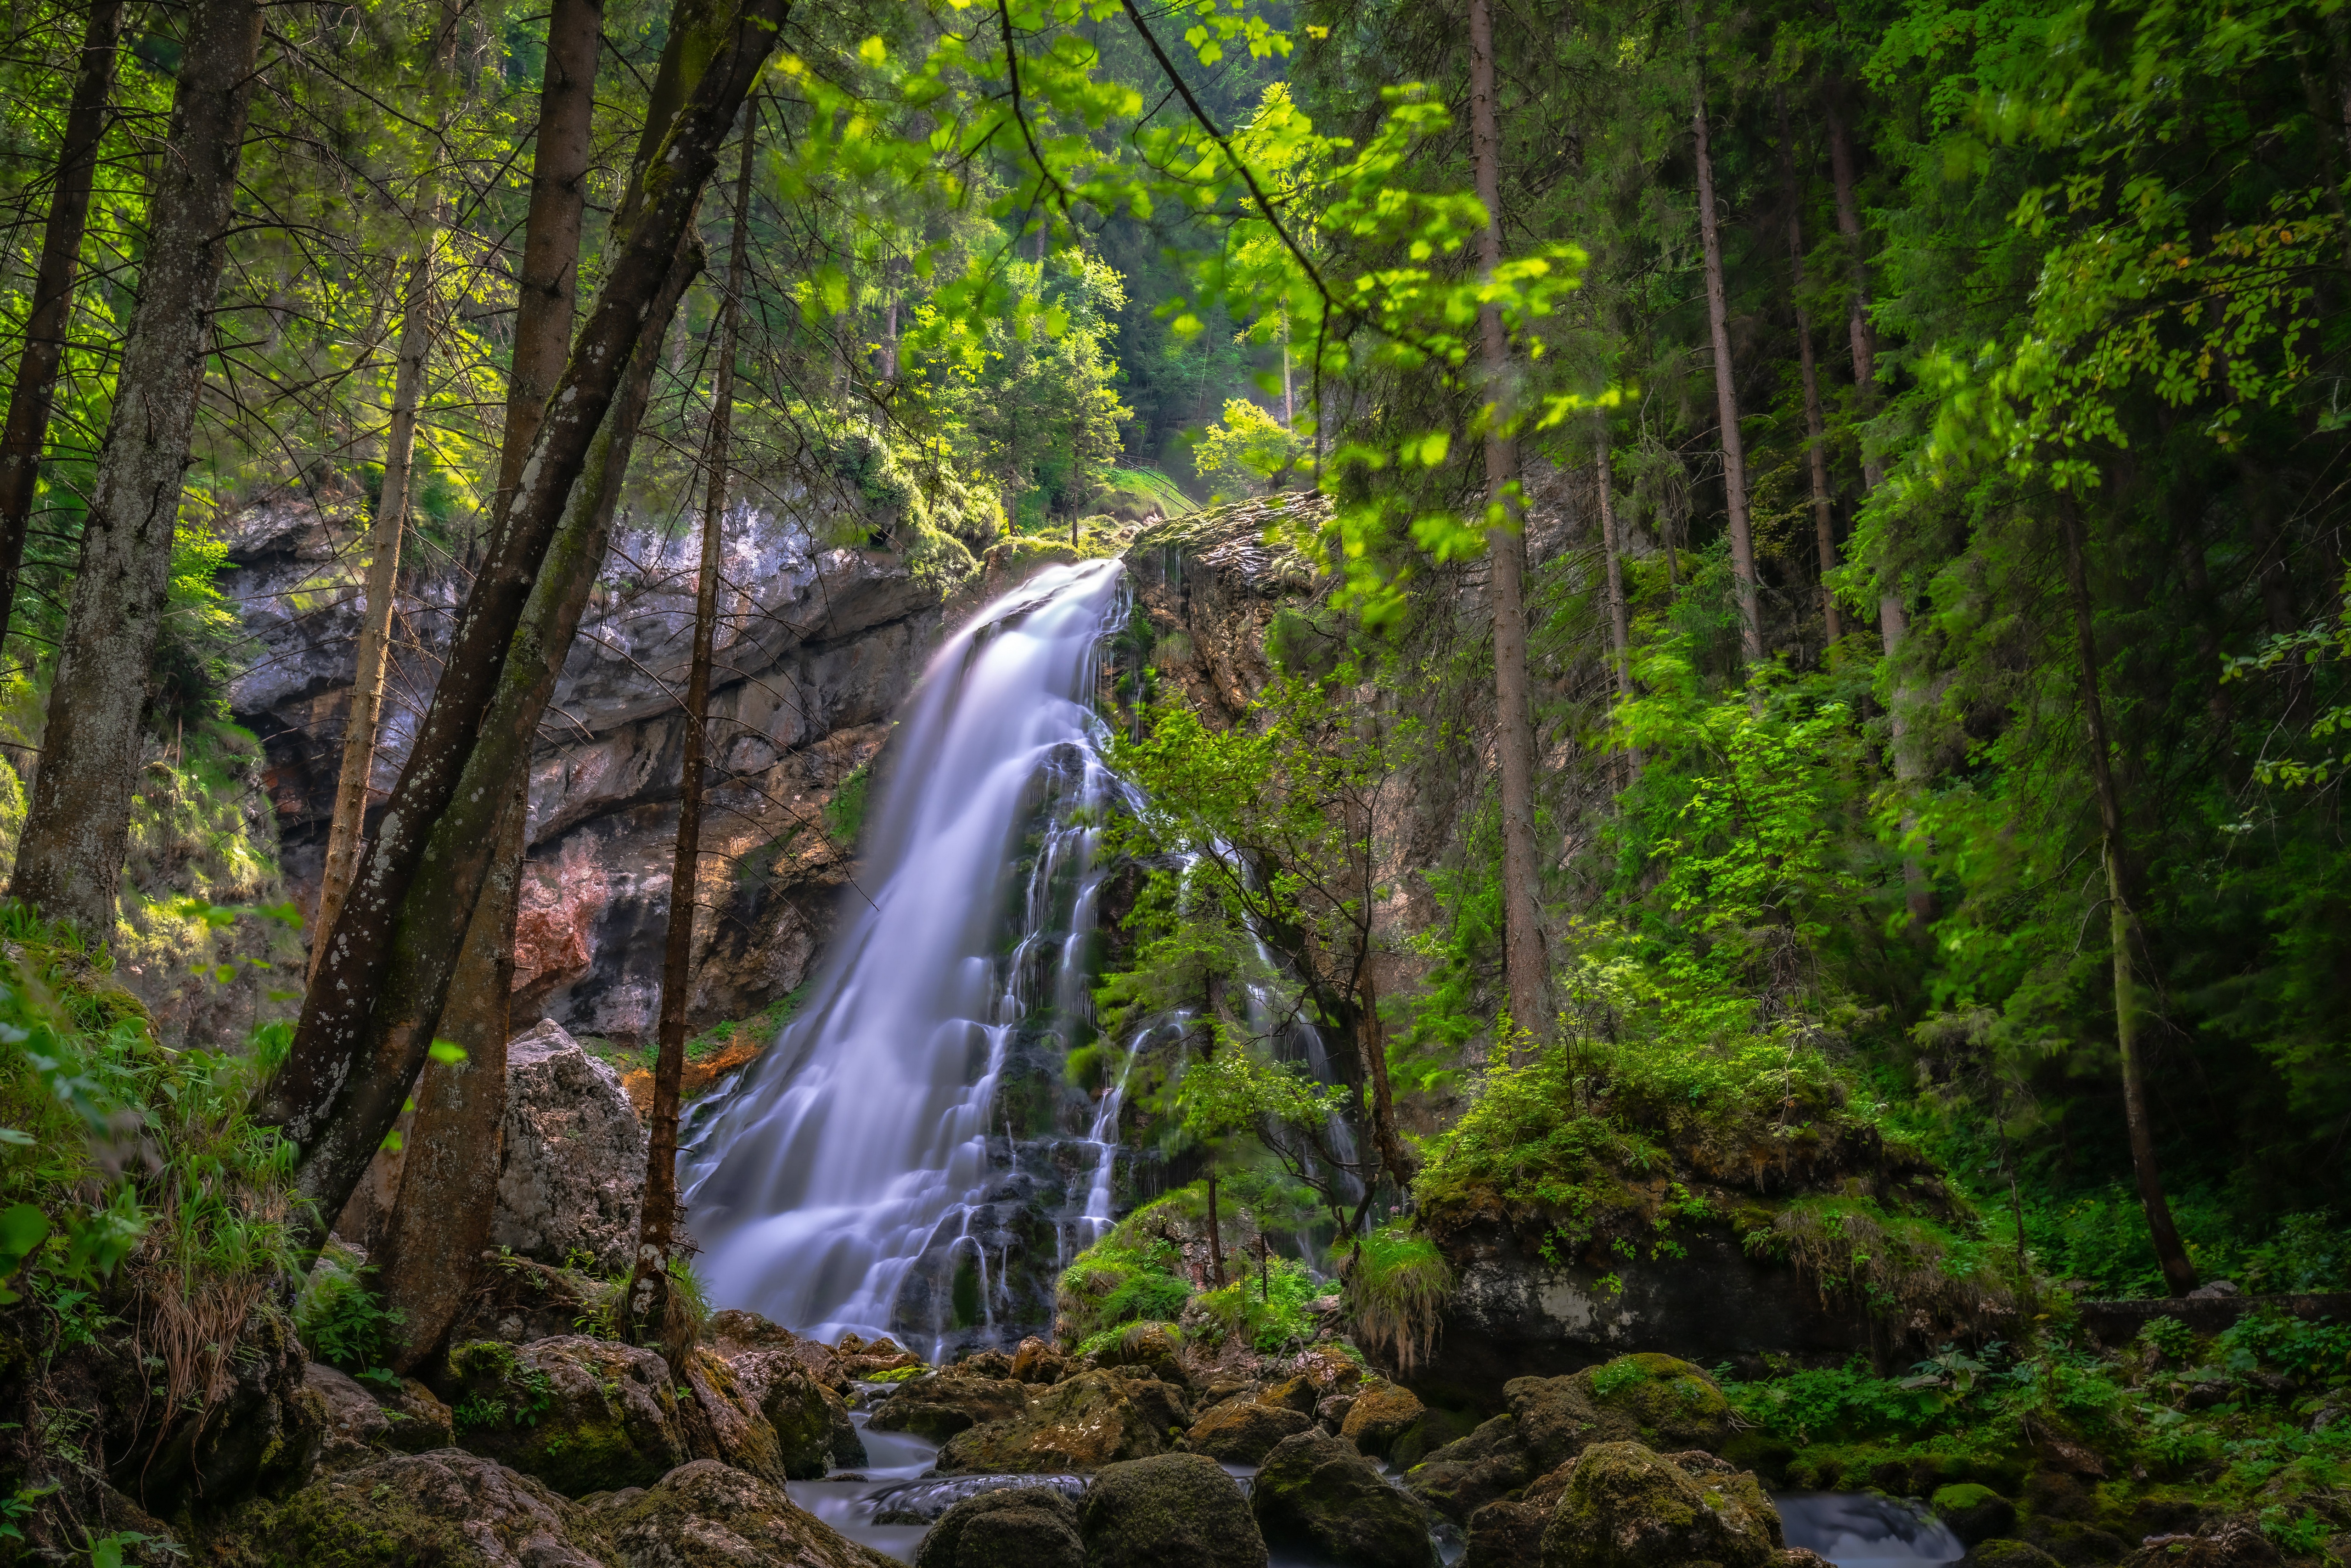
left=428, top=1040, right=469, bottom=1066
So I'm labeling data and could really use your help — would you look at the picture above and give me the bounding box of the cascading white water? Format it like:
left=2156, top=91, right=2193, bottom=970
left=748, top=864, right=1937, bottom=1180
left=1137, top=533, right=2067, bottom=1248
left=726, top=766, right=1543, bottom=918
left=680, top=559, right=1133, bottom=1353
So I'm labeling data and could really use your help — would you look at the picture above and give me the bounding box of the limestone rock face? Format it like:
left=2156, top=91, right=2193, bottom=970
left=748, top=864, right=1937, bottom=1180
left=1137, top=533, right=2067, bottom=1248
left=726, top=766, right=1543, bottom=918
left=1406, top=1414, right=1536, bottom=1523
left=1538, top=1444, right=1782, bottom=1568
left=869, top=1372, right=1032, bottom=1442
left=265, top=1449, right=611, bottom=1568
left=1184, top=1398, right=1311, bottom=1464
left=935, top=1368, right=1175, bottom=1473
left=1506, top=1355, right=1735, bottom=1472
left=442, top=1336, right=692, bottom=1497
left=1082, top=1452, right=1269, bottom=1568
left=1251, top=1428, right=1439, bottom=1568
left=491, top=1020, right=646, bottom=1273
left=914, top=1486, right=1086, bottom=1568
left=222, top=492, right=963, bottom=1052
left=588, top=1458, right=900, bottom=1568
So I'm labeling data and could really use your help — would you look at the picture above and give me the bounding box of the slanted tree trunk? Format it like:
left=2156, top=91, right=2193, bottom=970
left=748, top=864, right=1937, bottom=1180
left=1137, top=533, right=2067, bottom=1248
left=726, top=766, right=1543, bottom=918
left=1689, top=9, right=1763, bottom=668
left=311, top=243, right=436, bottom=979
left=8, top=0, right=265, bottom=938
left=1469, top=0, right=1547, bottom=1043
left=1779, top=91, right=1841, bottom=650
left=1595, top=420, right=1639, bottom=783
left=0, top=0, right=125, bottom=654
left=624, top=120, right=754, bottom=1357
left=1826, top=87, right=1935, bottom=935
left=258, top=0, right=777, bottom=1245
left=371, top=0, right=603, bottom=1372
left=2056, top=497, right=2198, bottom=1297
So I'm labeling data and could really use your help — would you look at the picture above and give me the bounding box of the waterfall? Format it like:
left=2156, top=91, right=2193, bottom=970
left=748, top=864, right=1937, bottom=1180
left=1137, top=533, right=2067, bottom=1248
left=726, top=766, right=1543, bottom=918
left=680, top=559, right=1134, bottom=1357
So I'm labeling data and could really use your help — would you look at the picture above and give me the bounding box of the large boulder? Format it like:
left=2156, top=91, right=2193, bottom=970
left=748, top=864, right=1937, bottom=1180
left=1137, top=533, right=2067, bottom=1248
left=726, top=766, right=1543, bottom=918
left=1082, top=1452, right=1269, bottom=1568
left=308, top=1365, right=454, bottom=1470
left=1097, top=1322, right=1187, bottom=1384
left=588, top=1457, right=898, bottom=1568
left=442, top=1336, right=692, bottom=1496
left=1464, top=1457, right=1580, bottom=1568
left=914, top=1486, right=1086, bottom=1568
left=1507, top=1355, right=1734, bottom=1472
left=1344, top=1383, right=1428, bottom=1460
left=937, top=1369, right=1177, bottom=1473
left=709, top=1308, right=853, bottom=1393
left=730, top=1348, right=839, bottom=1476
left=870, top=1371, right=1032, bottom=1442
left=1540, top=1444, right=1781, bottom=1568
left=263, top=1449, right=610, bottom=1568
left=491, top=1020, right=647, bottom=1273
left=682, top=1347, right=789, bottom=1483
left=1011, top=1336, right=1070, bottom=1385
left=1406, top=1414, right=1536, bottom=1523
left=1252, top=1429, right=1439, bottom=1568
left=1185, top=1398, right=1311, bottom=1464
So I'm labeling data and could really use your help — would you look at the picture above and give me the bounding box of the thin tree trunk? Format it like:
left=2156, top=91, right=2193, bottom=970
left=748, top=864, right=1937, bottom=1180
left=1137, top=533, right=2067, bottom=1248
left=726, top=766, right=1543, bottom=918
left=8, top=0, right=265, bottom=938
left=259, top=0, right=774, bottom=1242
left=1595, top=422, right=1639, bottom=783
left=1282, top=326, right=1294, bottom=427
left=311, top=243, right=436, bottom=978
left=1355, top=965, right=1415, bottom=1192
left=1470, top=0, right=1546, bottom=1043
left=1827, top=87, right=1935, bottom=935
left=1779, top=91, right=1841, bottom=650
left=624, top=120, right=754, bottom=1356
left=371, top=0, right=604, bottom=1370
left=2056, top=498, right=2197, bottom=1297
left=0, top=0, right=125, bottom=654
left=1689, top=9, right=1762, bottom=667
left=1205, top=1168, right=1227, bottom=1288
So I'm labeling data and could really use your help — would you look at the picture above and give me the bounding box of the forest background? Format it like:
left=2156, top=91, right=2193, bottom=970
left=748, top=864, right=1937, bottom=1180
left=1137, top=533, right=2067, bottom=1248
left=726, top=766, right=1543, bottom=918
left=0, top=0, right=2345, bottom=1549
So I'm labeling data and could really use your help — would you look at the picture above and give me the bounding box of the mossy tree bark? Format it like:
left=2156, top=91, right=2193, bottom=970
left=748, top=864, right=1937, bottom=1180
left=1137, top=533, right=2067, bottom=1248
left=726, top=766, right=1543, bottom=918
left=258, top=0, right=778, bottom=1246
left=1689, top=9, right=1763, bottom=669
left=624, top=117, right=756, bottom=1358
left=1470, top=0, right=1547, bottom=1044
left=8, top=0, right=266, bottom=938
left=2057, top=497, right=2198, bottom=1297
left=373, top=0, right=605, bottom=1372
left=0, top=0, right=124, bottom=656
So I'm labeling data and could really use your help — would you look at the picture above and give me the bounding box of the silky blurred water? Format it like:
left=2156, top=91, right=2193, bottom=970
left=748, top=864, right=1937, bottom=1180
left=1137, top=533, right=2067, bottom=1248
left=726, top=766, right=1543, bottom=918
left=681, top=560, right=1131, bottom=1352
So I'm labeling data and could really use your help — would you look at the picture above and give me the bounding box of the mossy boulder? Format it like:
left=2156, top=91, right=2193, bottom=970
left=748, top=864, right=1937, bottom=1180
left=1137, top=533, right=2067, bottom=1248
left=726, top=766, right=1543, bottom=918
left=914, top=1486, right=1086, bottom=1568
left=1082, top=1452, right=1268, bottom=1568
left=1343, top=1382, right=1427, bottom=1459
left=1186, top=1398, right=1311, bottom=1464
left=1507, top=1355, right=1734, bottom=1471
left=1463, top=1457, right=1579, bottom=1568
left=1935, top=1483, right=2019, bottom=1546
left=1258, top=1374, right=1321, bottom=1415
left=937, top=1368, right=1175, bottom=1472
left=1539, top=1444, right=1781, bottom=1568
left=870, top=1371, right=1031, bottom=1442
left=1406, top=1413, right=1537, bottom=1523
left=1252, top=1428, right=1440, bottom=1568
left=1011, top=1336, right=1069, bottom=1385
left=587, top=1457, right=898, bottom=1567
left=731, top=1347, right=837, bottom=1476
left=257, top=1450, right=609, bottom=1568
left=442, top=1335, right=691, bottom=1496
left=1974, top=1542, right=2066, bottom=1568
left=683, top=1346, right=789, bottom=1483
left=1098, top=1321, right=1187, bottom=1384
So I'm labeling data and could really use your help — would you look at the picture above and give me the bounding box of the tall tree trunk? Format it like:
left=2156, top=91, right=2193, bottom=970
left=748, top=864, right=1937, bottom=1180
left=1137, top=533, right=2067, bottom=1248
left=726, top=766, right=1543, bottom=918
left=1689, top=9, right=1763, bottom=667
left=258, top=0, right=776, bottom=1244
left=624, top=120, right=754, bottom=1357
left=0, top=0, right=125, bottom=655
left=1595, top=421, right=1639, bottom=784
left=8, top=0, right=265, bottom=938
left=370, top=0, right=603, bottom=1371
left=311, top=242, right=436, bottom=978
left=1779, top=92, right=1841, bottom=651
left=1469, top=0, right=1547, bottom=1042
left=1826, top=87, right=1935, bottom=935
left=2057, top=498, right=2198, bottom=1297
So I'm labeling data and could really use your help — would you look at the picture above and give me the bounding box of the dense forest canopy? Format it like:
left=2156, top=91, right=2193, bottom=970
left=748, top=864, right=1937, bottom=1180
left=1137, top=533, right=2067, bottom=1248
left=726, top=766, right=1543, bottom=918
left=0, top=0, right=2345, bottom=1552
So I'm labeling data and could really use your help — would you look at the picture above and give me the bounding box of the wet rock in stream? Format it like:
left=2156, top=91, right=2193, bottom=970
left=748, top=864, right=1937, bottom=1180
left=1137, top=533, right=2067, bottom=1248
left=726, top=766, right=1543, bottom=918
left=914, top=1486, right=1086, bottom=1568
left=871, top=1472, right=1088, bottom=1523
left=1251, top=1427, right=1440, bottom=1568
left=1083, top=1452, right=1268, bottom=1568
